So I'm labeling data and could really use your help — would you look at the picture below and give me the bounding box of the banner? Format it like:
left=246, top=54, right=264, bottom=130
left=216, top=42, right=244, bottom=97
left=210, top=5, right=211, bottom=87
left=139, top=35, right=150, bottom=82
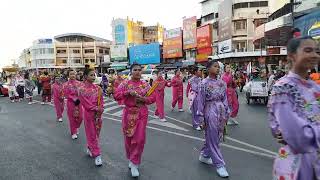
left=110, top=45, right=127, bottom=61
left=183, top=16, right=197, bottom=50
left=218, top=39, right=232, bottom=54
left=196, top=25, right=212, bottom=62
left=129, top=43, right=160, bottom=65
left=163, top=28, right=183, bottom=58
left=295, top=10, right=320, bottom=39
left=218, top=0, right=232, bottom=41
left=112, top=19, right=128, bottom=45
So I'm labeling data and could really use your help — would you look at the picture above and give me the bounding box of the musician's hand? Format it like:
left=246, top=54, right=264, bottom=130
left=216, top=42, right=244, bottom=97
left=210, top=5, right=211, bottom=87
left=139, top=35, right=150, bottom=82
left=130, top=91, right=137, bottom=97
left=136, top=96, right=146, bottom=103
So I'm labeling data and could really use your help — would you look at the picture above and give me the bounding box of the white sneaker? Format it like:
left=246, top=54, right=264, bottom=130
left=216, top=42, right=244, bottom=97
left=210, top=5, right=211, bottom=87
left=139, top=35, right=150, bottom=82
left=178, top=109, right=184, bottom=112
left=28, top=102, right=32, bottom=105
left=71, top=134, right=78, bottom=140
left=199, top=154, right=213, bottom=165
left=130, top=164, right=140, bottom=177
left=128, top=161, right=133, bottom=169
left=195, top=126, right=202, bottom=131
left=11, top=100, right=15, bottom=103
left=58, top=118, right=63, bottom=122
left=227, top=120, right=234, bottom=125
left=216, top=166, right=229, bottom=178
left=95, top=156, right=103, bottom=166
left=232, top=119, right=239, bottom=125
left=86, top=148, right=92, bottom=157
left=159, top=118, right=167, bottom=122
left=41, top=102, right=45, bottom=105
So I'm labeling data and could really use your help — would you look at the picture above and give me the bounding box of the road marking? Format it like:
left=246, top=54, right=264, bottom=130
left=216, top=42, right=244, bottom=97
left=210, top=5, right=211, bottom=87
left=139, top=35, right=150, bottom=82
left=148, top=109, right=193, bottom=127
left=104, top=101, right=118, bottom=106
left=113, top=110, right=123, bottom=116
left=105, top=105, right=121, bottom=111
left=103, top=116, right=275, bottom=159
left=149, top=120, right=189, bottom=132
left=33, top=100, right=277, bottom=157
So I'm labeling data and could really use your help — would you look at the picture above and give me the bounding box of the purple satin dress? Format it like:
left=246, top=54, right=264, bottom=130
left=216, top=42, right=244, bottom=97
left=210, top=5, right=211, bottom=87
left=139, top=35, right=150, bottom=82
left=197, top=77, right=230, bottom=168
left=268, top=72, right=320, bottom=180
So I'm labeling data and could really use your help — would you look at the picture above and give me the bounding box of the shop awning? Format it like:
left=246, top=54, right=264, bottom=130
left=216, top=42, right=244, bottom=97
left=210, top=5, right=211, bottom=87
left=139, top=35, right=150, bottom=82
left=110, top=63, right=128, bottom=70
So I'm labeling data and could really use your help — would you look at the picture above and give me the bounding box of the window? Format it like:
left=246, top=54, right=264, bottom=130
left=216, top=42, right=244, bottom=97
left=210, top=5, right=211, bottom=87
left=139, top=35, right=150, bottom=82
left=99, top=49, right=104, bottom=53
left=85, top=59, right=90, bottom=63
left=62, top=59, right=67, bottom=64
left=72, top=59, right=81, bottom=64
left=234, top=20, right=247, bottom=30
left=73, top=49, right=80, bottom=53
left=236, top=41, right=247, bottom=52
left=104, top=49, right=109, bottom=54
left=48, top=49, right=54, bottom=54
left=90, top=59, right=95, bottom=63
left=84, top=49, right=94, bottom=53
left=57, top=49, right=66, bottom=54
left=253, top=18, right=267, bottom=28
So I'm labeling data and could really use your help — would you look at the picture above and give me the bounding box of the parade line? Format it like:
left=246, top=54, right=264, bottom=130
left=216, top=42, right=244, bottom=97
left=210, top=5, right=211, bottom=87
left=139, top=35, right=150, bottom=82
left=32, top=100, right=277, bottom=159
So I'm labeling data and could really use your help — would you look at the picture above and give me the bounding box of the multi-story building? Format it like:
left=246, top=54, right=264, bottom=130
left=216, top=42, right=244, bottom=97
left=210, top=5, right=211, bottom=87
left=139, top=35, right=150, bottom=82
left=143, top=24, right=164, bottom=44
left=205, top=0, right=269, bottom=66
left=18, top=48, right=31, bottom=69
left=54, top=33, right=111, bottom=68
left=30, top=39, right=55, bottom=69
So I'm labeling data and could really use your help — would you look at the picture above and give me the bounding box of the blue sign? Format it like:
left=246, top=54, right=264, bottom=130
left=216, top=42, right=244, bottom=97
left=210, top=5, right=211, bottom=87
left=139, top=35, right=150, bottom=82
left=129, top=43, right=160, bottom=65
left=295, top=10, right=320, bottom=38
left=115, top=24, right=125, bottom=44
left=37, top=39, right=52, bottom=44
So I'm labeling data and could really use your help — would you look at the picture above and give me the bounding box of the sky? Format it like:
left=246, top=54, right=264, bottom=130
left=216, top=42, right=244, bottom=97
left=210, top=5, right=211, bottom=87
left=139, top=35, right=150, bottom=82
left=0, top=0, right=201, bottom=69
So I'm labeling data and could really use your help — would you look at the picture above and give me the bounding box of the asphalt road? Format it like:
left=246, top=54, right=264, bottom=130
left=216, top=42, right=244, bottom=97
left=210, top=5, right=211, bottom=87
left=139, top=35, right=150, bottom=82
left=0, top=85, right=279, bottom=180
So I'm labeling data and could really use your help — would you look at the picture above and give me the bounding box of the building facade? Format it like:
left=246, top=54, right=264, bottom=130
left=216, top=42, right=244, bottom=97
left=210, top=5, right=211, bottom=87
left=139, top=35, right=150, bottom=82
left=30, top=39, right=55, bottom=69
left=18, top=48, right=31, bottom=69
left=54, top=33, right=110, bottom=68
left=143, top=24, right=164, bottom=44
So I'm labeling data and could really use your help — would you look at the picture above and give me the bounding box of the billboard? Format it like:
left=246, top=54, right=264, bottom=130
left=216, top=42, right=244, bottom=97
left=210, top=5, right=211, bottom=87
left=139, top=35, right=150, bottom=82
left=218, top=0, right=232, bottom=41
left=112, top=19, right=128, bottom=45
left=110, top=45, right=127, bottom=61
left=196, top=25, right=212, bottom=62
left=183, top=16, right=197, bottom=49
left=218, top=39, right=232, bottom=54
left=163, top=28, right=183, bottom=58
left=129, top=43, right=160, bottom=65
left=295, top=10, right=320, bottom=39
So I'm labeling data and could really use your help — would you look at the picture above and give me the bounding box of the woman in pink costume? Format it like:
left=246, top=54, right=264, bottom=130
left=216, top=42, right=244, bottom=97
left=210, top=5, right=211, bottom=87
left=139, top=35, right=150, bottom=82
left=221, top=64, right=239, bottom=125
left=154, top=71, right=171, bottom=122
left=114, top=63, right=156, bottom=177
left=63, top=70, right=83, bottom=140
left=79, top=68, right=104, bottom=166
left=52, top=76, right=64, bottom=122
left=114, top=72, right=125, bottom=106
left=171, top=69, right=184, bottom=112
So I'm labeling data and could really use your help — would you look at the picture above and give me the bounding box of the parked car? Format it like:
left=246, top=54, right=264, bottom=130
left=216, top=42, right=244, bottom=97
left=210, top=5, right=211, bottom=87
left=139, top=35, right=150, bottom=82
left=0, top=82, right=9, bottom=97
left=141, top=69, right=158, bottom=85
left=243, top=80, right=269, bottom=105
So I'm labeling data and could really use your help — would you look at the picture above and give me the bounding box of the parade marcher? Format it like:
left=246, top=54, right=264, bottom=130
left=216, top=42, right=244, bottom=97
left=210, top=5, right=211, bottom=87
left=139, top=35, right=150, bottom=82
left=222, top=64, right=239, bottom=125
left=197, top=60, right=230, bottom=178
left=186, top=66, right=203, bottom=130
left=40, top=71, right=52, bottom=105
left=269, top=37, right=320, bottom=180
left=114, top=63, right=156, bottom=177
left=79, top=68, right=104, bottom=166
left=171, top=69, right=184, bottom=112
left=101, top=74, right=108, bottom=96
left=24, top=73, right=35, bottom=105
left=52, top=76, right=65, bottom=122
left=154, top=71, right=171, bottom=122
left=8, top=75, right=18, bottom=103
left=63, top=70, right=83, bottom=140
left=15, top=73, right=25, bottom=102
left=106, top=69, right=116, bottom=97
left=113, top=72, right=125, bottom=106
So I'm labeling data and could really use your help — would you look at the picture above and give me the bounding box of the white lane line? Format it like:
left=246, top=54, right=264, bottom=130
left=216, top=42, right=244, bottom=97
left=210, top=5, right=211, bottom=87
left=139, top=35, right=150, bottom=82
left=104, top=101, right=118, bottom=106
left=148, top=109, right=193, bottom=127
left=103, top=116, right=275, bottom=159
left=105, top=105, right=122, bottom=112
left=149, top=120, right=189, bottom=132
left=113, top=110, right=123, bottom=116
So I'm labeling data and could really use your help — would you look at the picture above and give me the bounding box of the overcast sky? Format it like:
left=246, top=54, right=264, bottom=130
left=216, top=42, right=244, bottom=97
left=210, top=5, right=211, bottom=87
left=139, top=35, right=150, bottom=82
left=0, top=0, right=201, bottom=69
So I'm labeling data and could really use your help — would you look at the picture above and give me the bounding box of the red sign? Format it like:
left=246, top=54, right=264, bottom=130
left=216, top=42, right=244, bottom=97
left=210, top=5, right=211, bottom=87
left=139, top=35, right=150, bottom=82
left=267, top=47, right=280, bottom=55
left=196, top=25, right=212, bottom=62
